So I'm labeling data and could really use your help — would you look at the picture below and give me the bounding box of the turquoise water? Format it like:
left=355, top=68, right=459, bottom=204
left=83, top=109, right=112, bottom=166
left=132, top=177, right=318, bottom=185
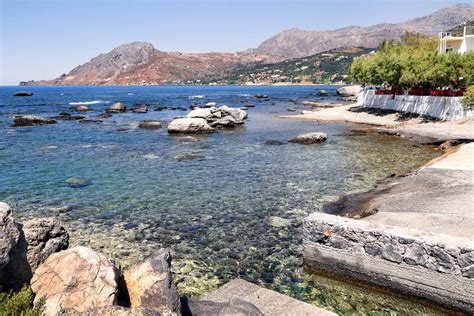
left=0, top=85, right=441, bottom=313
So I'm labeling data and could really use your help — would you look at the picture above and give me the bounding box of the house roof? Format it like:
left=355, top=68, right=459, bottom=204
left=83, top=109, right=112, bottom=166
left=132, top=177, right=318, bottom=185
left=445, top=20, right=474, bottom=37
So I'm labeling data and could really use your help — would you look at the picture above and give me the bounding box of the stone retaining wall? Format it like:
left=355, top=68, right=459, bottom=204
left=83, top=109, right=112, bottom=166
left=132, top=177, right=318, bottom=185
left=303, top=213, right=474, bottom=313
left=357, top=90, right=473, bottom=120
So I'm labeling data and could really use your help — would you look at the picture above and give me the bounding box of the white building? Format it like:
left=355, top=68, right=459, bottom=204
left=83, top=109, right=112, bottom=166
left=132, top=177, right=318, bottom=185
left=438, top=21, right=474, bottom=54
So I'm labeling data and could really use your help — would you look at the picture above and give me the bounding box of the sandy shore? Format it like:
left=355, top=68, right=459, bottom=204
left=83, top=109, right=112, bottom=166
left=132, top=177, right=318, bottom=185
left=280, top=104, right=474, bottom=143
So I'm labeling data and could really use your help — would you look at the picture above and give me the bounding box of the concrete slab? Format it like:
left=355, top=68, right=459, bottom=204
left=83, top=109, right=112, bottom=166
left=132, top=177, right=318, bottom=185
left=202, top=279, right=335, bottom=316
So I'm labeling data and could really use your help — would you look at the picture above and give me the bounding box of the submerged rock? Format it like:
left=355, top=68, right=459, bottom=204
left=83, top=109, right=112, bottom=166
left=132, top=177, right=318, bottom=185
left=254, top=94, right=268, bottom=99
left=13, top=91, right=33, bottom=96
left=65, top=177, right=91, bottom=188
left=266, top=216, right=292, bottom=228
left=132, top=107, right=148, bottom=113
left=317, top=89, right=329, bottom=96
left=265, top=140, right=286, bottom=146
left=106, top=102, right=127, bottom=113
left=138, top=121, right=162, bottom=129
left=31, top=246, right=120, bottom=316
left=12, top=115, right=57, bottom=127
left=97, top=113, right=113, bottom=118
left=167, top=118, right=214, bottom=134
left=52, top=113, right=85, bottom=121
left=123, top=248, right=181, bottom=314
left=184, top=298, right=263, bottom=316
left=289, top=132, right=327, bottom=144
left=173, top=152, right=206, bottom=161
left=287, top=108, right=297, bottom=112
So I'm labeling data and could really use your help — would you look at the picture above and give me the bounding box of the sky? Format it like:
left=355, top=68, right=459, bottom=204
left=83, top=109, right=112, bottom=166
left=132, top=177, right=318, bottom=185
left=0, top=0, right=469, bottom=85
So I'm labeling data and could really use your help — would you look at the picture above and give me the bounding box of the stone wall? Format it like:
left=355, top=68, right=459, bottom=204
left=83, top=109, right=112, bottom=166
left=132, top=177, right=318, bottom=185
left=357, top=90, right=473, bottom=120
left=303, top=213, right=474, bottom=313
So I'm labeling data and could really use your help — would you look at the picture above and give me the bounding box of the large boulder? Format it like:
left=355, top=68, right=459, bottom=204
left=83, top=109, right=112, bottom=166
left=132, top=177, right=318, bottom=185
left=219, top=106, right=247, bottom=122
left=0, top=202, right=20, bottom=270
left=31, top=246, right=120, bottom=316
left=167, top=118, right=214, bottom=134
left=336, top=85, right=362, bottom=97
left=1, top=217, right=69, bottom=290
left=123, top=248, right=181, bottom=315
left=289, top=132, right=327, bottom=144
left=186, top=108, right=212, bottom=120
left=12, top=116, right=57, bottom=127
left=106, top=102, right=127, bottom=113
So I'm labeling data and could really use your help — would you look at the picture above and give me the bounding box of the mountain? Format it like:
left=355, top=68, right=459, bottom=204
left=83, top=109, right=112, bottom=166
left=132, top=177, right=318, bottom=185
left=20, top=4, right=474, bottom=86
left=216, top=47, right=373, bottom=85
left=21, top=42, right=277, bottom=86
left=248, top=3, right=474, bottom=58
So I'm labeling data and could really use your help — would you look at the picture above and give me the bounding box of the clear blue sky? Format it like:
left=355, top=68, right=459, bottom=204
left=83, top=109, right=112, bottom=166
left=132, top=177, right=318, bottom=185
left=0, top=0, right=467, bottom=85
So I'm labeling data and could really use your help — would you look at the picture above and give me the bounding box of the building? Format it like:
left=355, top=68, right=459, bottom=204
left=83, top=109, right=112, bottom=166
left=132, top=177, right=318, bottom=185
left=438, top=21, right=474, bottom=54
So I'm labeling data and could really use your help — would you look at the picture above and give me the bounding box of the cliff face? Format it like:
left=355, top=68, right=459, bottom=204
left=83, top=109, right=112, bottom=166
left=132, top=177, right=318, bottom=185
left=22, top=42, right=277, bottom=86
left=248, top=4, right=474, bottom=58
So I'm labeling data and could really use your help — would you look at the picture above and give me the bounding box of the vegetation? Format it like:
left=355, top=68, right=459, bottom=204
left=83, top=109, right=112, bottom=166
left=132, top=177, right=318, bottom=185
left=216, top=47, right=373, bottom=85
left=462, top=86, right=474, bottom=109
left=0, top=286, right=45, bottom=316
left=349, top=33, right=474, bottom=90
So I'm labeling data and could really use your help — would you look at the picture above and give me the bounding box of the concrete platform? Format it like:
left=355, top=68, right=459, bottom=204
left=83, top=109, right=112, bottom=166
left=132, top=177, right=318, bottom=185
left=303, top=143, right=474, bottom=313
left=201, top=279, right=335, bottom=316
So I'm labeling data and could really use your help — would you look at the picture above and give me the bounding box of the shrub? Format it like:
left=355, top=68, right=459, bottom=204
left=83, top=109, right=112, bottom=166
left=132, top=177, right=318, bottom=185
left=0, top=285, right=45, bottom=316
left=462, top=86, right=474, bottom=109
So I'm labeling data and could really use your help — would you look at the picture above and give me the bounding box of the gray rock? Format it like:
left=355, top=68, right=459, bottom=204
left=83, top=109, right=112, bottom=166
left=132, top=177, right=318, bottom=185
left=65, top=177, right=91, bottom=188
left=287, top=108, right=297, bottom=112
left=266, top=216, right=292, bottom=228
left=364, top=243, right=383, bottom=257
left=458, top=251, right=474, bottom=268
left=460, top=265, right=474, bottom=278
left=185, top=298, right=263, bottom=316
left=219, top=106, right=247, bottom=122
left=106, top=102, right=127, bottom=113
left=167, top=118, right=214, bottom=134
left=0, top=202, right=20, bottom=270
left=336, top=85, right=362, bottom=97
left=12, top=116, right=57, bottom=127
left=173, top=152, right=206, bottom=161
left=209, top=115, right=238, bottom=128
left=289, top=132, right=327, bottom=144
left=429, top=247, right=455, bottom=273
left=73, top=105, right=91, bottom=112
left=382, top=244, right=402, bottom=263
left=138, top=121, right=161, bottom=129
left=204, top=102, right=217, bottom=108
left=123, top=248, right=181, bottom=315
left=317, top=89, right=329, bottom=96
left=97, top=113, right=113, bottom=118
left=265, top=140, right=285, bottom=145
left=403, top=244, right=427, bottom=266
left=132, top=107, right=148, bottom=113
left=186, top=108, right=212, bottom=120
left=1, top=217, right=69, bottom=290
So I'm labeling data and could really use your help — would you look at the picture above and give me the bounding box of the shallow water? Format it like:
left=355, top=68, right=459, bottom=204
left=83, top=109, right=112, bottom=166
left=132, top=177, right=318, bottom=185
left=0, top=85, right=441, bottom=314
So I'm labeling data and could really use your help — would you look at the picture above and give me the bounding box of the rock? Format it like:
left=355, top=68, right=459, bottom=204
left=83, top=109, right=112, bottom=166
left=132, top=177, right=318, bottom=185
left=403, top=244, right=427, bottom=266
left=97, top=113, right=113, bottom=118
left=381, top=244, right=403, bottom=263
left=0, top=202, right=20, bottom=270
left=65, top=177, right=91, bottom=188
left=264, top=140, right=285, bottom=145
left=31, top=246, right=120, bottom=316
left=138, top=121, right=162, bottom=129
left=65, top=306, right=159, bottom=316
left=106, top=102, right=127, bottom=113
left=266, top=216, right=292, bottom=228
left=178, top=136, right=199, bottom=143
left=254, top=94, right=268, bottom=99
left=204, top=102, right=217, bottom=108
left=78, top=119, right=103, bottom=124
left=289, top=132, right=327, bottom=144
left=219, top=106, right=247, bottom=122
left=458, top=251, right=474, bottom=268
left=240, top=106, right=248, bottom=110
left=1, top=218, right=69, bottom=290
left=336, top=85, right=362, bottom=97
left=167, top=118, right=214, bottom=134
left=12, top=116, right=57, bottom=127
left=132, top=107, right=148, bottom=113
left=186, top=108, right=212, bottom=120
left=184, top=298, right=262, bottom=316
left=209, top=115, right=238, bottom=128
left=73, top=105, right=91, bottom=112
left=123, top=248, right=181, bottom=315
left=317, top=89, right=329, bottom=96
left=13, top=91, right=33, bottom=96
left=173, top=152, right=206, bottom=161
left=51, top=113, right=85, bottom=121
left=287, top=108, right=297, bottom=112
left=245, top=103, right=255, bottom=108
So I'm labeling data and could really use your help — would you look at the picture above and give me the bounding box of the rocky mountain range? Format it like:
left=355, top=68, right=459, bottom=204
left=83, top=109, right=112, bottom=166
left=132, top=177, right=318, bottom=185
left=21, top=3, right=474, bottom=86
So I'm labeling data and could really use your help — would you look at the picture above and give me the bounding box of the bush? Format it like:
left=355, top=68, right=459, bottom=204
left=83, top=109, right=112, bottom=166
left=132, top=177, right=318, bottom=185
left=463, top=86, right=474, bottom=109
left=0, top=285, right=45, bottom=316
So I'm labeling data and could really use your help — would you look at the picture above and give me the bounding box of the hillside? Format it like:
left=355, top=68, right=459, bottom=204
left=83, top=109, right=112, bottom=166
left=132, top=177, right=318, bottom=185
left=248, top=3, right=474, bottom=58
left=215, top=47, right=374, bottom=85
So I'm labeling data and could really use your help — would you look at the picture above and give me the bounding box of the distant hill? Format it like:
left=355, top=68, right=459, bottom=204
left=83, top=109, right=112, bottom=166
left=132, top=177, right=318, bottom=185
left=20, top=4, right=474, bottom=86
left=215, top=47, right=373, bottom=85
left=247, top=3, right=474, bottom=58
